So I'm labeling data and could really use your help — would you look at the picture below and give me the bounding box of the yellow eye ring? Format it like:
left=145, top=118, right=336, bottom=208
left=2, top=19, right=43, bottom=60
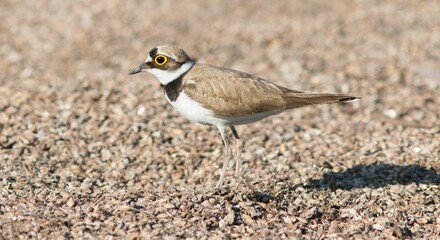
left=154, top=55, right=168, bottom=66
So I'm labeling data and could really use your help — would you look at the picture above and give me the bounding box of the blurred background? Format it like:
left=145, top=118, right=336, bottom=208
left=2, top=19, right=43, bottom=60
left=2, top=0, right=440, bottom=196
left=2, top=0, right=440, bottom=198
left=1, top=0, right=439, bottom=238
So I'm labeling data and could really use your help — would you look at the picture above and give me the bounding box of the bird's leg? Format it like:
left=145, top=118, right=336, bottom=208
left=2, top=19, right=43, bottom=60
left=216, top=126, right=231, bottom=188
left=230, top=126, right=243, bottom=178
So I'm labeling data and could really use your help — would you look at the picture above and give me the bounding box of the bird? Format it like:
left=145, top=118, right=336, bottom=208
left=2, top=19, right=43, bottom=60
left=129, top=45, right=360, bottom=188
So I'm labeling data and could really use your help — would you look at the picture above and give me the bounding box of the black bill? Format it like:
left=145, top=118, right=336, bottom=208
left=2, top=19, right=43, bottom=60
left=129, top=63, right=147, bottom=75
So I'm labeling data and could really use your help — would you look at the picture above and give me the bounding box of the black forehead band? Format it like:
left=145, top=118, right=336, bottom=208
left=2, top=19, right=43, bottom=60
left=149, top=47, right=158, bottom=58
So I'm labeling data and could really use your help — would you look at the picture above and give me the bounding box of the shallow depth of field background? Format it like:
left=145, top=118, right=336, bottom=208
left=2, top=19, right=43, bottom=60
left=1, top=0, right=439, bottom=238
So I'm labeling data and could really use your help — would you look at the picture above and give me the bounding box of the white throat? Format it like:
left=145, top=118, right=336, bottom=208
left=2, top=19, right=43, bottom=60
left=146, top=62, right=194, bottom=85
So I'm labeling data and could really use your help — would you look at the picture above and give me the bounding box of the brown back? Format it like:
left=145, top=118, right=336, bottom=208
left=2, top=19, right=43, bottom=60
left=183, top=64, right=359, bottom=117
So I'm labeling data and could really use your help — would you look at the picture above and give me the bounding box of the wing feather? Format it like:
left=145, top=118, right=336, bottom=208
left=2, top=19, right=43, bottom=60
left=181, top=64, right=360, bottom=117
left=183, top=64, right=286, bottom=117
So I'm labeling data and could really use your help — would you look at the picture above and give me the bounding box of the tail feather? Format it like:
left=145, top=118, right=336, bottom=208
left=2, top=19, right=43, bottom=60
left=282, top=92, right=360, bottom=109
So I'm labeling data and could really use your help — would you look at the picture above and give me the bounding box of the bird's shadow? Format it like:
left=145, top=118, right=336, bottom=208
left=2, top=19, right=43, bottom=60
left=306, top=163, right=440, bottom=191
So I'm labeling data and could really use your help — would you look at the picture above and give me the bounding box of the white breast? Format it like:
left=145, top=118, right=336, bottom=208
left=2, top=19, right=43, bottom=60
left=165, top=91, right=227, bottom=127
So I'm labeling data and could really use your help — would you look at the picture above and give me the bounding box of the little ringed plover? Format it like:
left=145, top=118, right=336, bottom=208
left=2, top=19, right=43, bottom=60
left=129, top=45, right=360, bottom=188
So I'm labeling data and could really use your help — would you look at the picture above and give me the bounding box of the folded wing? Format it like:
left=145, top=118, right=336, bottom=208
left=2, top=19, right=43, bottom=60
left=183, top=64, right=360, bottom=117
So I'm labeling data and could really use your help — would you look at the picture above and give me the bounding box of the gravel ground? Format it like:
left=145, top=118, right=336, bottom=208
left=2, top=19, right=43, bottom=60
left=1, top=0, right=440, bottom=239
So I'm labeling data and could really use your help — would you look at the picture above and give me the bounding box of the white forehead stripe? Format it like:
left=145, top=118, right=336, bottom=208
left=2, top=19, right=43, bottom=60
left=145, top=56, right=152, bottom=62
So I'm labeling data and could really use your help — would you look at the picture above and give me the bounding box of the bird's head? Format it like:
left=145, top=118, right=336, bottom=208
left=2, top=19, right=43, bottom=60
left=129, top=45, right=194, bottom=85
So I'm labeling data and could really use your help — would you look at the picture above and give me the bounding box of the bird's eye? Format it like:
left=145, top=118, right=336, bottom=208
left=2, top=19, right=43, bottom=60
left=154, top=55, right=168, bottom=65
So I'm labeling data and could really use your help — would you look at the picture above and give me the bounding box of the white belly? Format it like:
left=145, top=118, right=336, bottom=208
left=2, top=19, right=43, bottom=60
left=165, top=91, right=227, bottom=126
left=165, top=91, right=278, bottom=127
left=219, top=111, right=277, bottom=125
